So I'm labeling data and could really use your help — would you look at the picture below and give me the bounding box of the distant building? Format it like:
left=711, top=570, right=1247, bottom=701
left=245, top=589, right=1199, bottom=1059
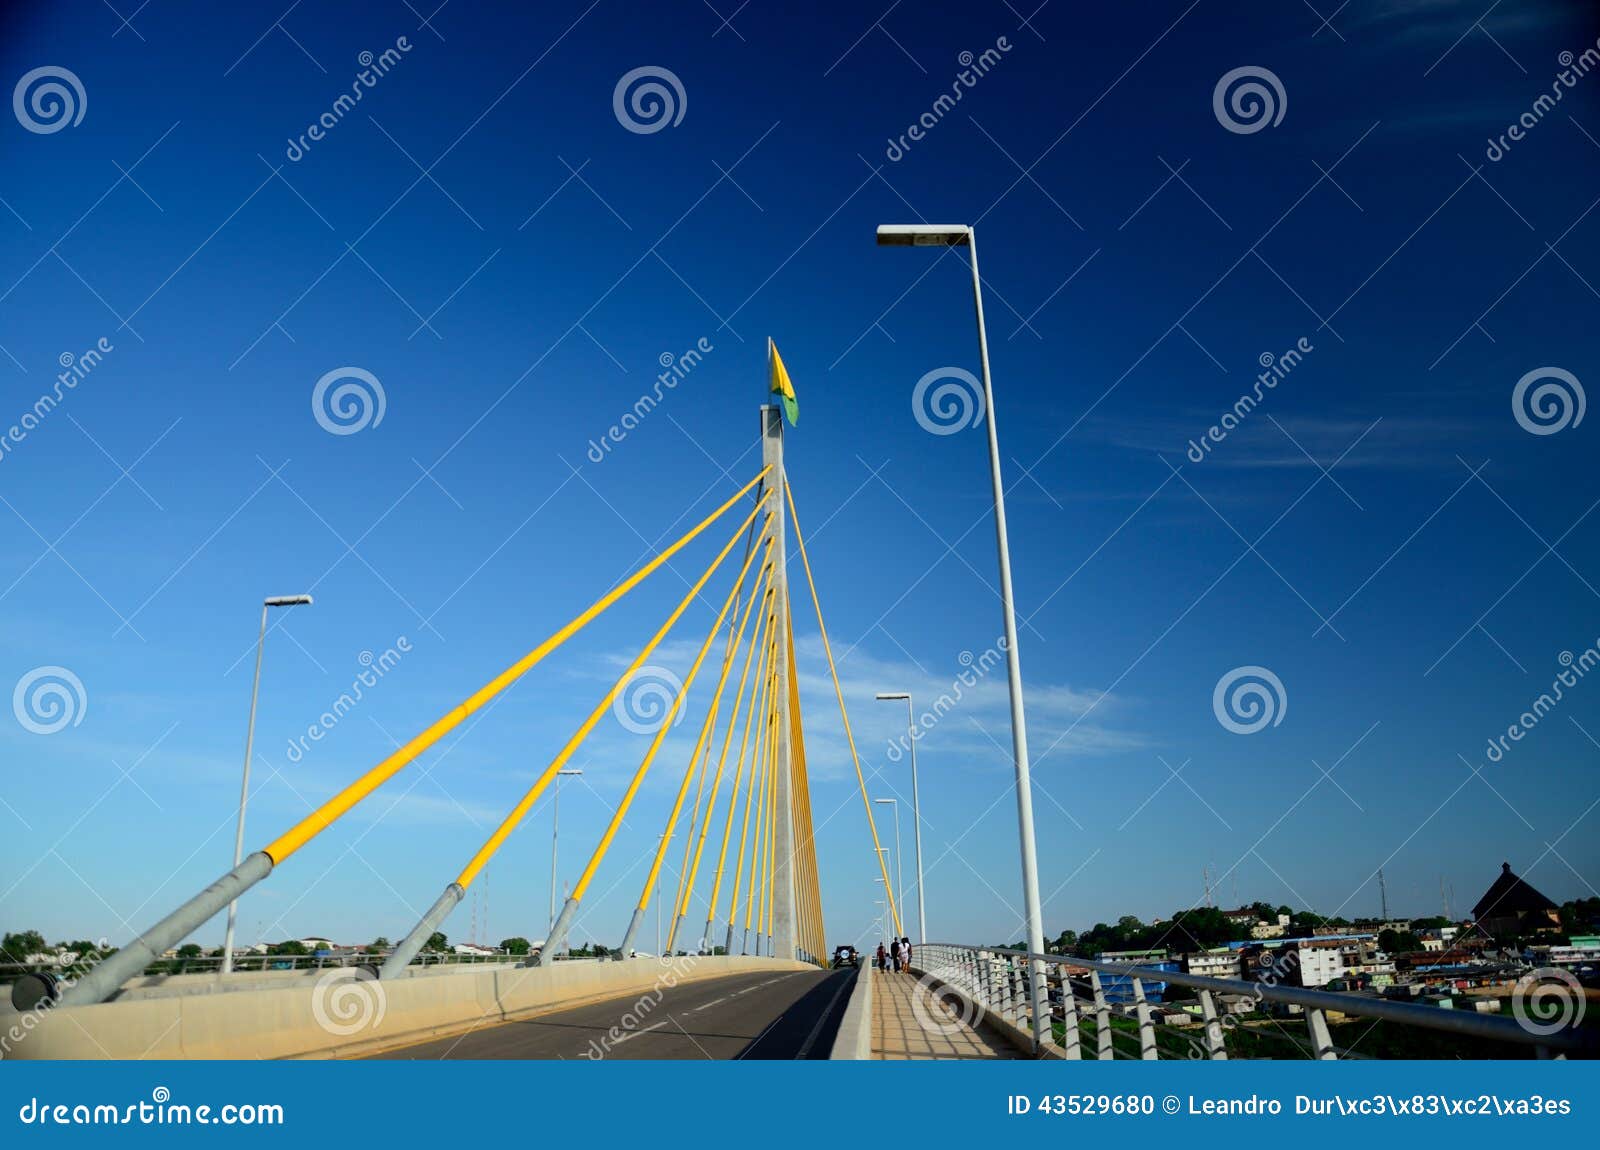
left=451, top=942, right=499, bottom=956
left=1541, top=936, right=1600, bottom=968
left=1471, top=862, right=1560, bottom=938
left=1243, top=940, right=1345, bottom=988
left=1185, top=949, right=1242, bottom=980
left=1419, top=926, right=1458, bottom=952
left=1093, top=949, right=1180, bottom=1004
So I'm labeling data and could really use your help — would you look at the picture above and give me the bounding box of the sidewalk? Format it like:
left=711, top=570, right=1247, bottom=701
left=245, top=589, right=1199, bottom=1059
left=870, top=969, right=1020, bottom=1060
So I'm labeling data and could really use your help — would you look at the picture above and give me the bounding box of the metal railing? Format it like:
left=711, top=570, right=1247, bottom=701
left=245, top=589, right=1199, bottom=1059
left=0, top=949, right=582, bottom=986
left=917, top=944, right=1595, bottom=1060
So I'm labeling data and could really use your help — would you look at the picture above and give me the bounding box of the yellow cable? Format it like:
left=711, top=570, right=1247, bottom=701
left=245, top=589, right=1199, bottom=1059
left=763, top=691, right=779, bottom=940
left=675, top=578, right=776, bottom=923
left=572, top=510, right=773, bottom=900
left=671, top=572, right=770, bottom=924
left=743, top=671, right=776, bottom=931
left=703, top=618, right=774, bottom=925
left=647, top=554, right=772, bottom=955
left=263, top=465, right=771, bottom=865
left=785, top=479, right=901, bottom=937
left=723, top=627, right=775, bottom=929
left=454, top=498, right=771, bottom=888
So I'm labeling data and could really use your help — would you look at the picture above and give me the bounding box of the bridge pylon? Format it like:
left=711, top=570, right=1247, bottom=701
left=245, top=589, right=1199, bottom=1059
left=762, top=402, right=800, bottom=963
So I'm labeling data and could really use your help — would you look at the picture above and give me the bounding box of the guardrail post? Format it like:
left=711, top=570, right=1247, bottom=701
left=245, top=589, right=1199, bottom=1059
left=998, top=957, right=1014, bottom=1024
left=1131, top=978, right=1157, bottom=1060
left=1305, top=1007, right=1338, bottom=1060
left=1090, top=971, right=1113, bottom=1060
left=1009, top=962, right=1025, bottom=1026
left=1054, top=965, right=1078, bottom=1058
left=1199, top=988, right=1228, bottom=1060
left=978, top=952, right=994, bottom=1013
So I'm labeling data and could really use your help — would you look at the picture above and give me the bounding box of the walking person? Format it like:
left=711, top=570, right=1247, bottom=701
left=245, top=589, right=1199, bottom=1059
left=901, top=936, right=913, bottom=972
left=891, top=939, right=902, bottom=973
left=875, top=941, right=887, bottom=973
left=897, top=936, right=911, bottom=973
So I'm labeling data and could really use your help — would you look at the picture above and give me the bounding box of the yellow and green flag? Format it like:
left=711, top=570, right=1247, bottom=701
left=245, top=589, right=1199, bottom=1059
left=769, top=337, right=798, bottom=426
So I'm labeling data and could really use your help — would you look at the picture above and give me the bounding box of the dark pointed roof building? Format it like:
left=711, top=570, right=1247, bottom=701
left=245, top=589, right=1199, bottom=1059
left=1471, top=862, right=1560, bottom=937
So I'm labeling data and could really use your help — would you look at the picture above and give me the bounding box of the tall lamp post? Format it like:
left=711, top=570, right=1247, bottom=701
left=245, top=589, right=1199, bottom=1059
left=876, top=691, right=926, bottom=944
left=876, top=223, right=1048, bottom=1050
left=551, top=769, right=583, bottom=954
left=222, top=594, right=313, bottom=976
left=874, top=799, right=904, bottom=940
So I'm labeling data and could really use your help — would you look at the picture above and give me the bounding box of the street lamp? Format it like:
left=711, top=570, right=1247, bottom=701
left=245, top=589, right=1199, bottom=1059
left=551, top=769, right=584, bottom=954
left=876, top=692, right=926, bottom=944
left=222, top=594, right=313, bottom=976
left=876, top=223, right=1049, bottom=1049
left=874, top=799, right=904, bottom=942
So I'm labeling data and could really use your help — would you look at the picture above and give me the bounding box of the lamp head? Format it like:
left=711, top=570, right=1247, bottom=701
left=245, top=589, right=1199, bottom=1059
left=876, top=224, right=971, bottom=247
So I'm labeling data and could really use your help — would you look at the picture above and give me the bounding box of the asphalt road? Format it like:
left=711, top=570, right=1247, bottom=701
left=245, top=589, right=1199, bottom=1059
left=367, top=966, right=856, bottom=1060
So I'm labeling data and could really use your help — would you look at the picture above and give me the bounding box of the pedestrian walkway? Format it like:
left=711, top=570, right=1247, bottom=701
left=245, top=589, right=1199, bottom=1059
left=870, top=969, right=1021, bottom=1059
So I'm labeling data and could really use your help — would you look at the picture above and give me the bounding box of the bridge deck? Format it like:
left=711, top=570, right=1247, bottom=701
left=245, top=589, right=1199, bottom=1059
left=366, top=967, right=850, bottom=1060
left=871, top=970, right=1020, bottom=1060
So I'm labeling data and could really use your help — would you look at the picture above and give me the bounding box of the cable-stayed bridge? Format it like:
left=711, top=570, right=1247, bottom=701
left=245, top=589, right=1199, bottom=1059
left=3, top=403, right=1592, bottom=1062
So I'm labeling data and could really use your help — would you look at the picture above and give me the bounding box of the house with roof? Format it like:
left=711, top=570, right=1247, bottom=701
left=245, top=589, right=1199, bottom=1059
left=1471, top=862, right=1560, bottom=938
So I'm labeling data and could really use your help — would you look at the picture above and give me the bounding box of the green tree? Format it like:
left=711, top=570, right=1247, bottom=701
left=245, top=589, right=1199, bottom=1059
left=269, top=940, right=309, bottom=957
left=370, top=936, right=391, bottom=951
left=1379, top=929, right=1421, bottom=953
left=2, top=930, right=48, bottom=963
left=500, top=937, right=531, bottom=955
left=176, top=944, right=204, bottom=959
left=424, top=931, right=449, bottom=953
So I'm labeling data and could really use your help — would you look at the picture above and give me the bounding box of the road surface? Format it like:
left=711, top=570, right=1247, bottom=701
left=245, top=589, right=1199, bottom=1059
left=368, top=966, right=854, bottom=1060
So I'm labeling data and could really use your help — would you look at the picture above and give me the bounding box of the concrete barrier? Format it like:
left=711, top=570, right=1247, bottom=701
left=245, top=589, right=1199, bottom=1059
left=0, top=955, right=807, bottom=1060
left=827, top=963, right=872, bottom=1059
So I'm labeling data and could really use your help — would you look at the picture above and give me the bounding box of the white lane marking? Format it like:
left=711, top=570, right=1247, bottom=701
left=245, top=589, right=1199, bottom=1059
left=611, top=1019, right=669, bottom=1045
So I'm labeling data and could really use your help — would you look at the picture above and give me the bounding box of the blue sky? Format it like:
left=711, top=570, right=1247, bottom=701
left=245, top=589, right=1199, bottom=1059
left=2, top=0, right=1598, bottom=956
